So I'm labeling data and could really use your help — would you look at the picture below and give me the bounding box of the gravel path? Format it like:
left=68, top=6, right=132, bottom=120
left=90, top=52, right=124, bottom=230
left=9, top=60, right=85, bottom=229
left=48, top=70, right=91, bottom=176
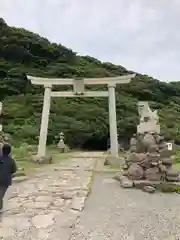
left=0, top=152, right=104, bottom=240
left=72, top=173, right=180, bottom=240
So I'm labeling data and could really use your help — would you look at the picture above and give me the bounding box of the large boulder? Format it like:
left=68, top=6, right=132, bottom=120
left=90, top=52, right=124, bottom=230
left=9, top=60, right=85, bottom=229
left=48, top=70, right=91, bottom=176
left=142, top=133, right=156, bottom=151
left=127, top=163, right=144, bottom=180
left=145, top=167, right=162, bottom=181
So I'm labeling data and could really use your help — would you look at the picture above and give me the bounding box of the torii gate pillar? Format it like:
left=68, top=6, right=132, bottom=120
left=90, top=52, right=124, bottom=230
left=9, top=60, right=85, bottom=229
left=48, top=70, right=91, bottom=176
left=27, top=74, right=136, bottom=158
left=108, top=84, right=118, bottom=157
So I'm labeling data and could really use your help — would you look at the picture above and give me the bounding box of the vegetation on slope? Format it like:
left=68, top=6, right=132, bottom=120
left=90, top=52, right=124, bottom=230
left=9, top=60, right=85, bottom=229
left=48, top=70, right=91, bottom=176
left=1, top=18, right=180, bottom=149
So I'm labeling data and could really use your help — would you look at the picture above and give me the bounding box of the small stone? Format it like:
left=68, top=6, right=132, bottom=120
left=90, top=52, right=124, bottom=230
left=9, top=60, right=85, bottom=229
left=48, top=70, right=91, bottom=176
left=113, top=173, right=121, bottom=182
left=143, top=185, right=156, bottom=193
left=162, top=157, right=173, bottom=166
left=54, top=210, right=78, bottom=228
left=13, top=176, right=29, bottom=182
left=32, top=214, right=55, bottom=228
left=71, top=197, right=86, bottom=211
left=120, top=176, right=133, bottom=188
left=103, top=178, right=116, bottom=184
left=134, top=180, right=159, bottom=189
left=166, top=168, right=179, bottom=177
left=105, top=156, right=122, bottom=166
left=60, top=192, right=74, bottom=200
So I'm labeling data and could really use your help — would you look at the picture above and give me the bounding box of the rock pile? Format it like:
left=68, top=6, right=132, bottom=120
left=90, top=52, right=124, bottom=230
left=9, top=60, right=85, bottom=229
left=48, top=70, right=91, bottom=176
left=118, top=101, right=180, bottom=193
left=120, top=133, right=180, bottom=192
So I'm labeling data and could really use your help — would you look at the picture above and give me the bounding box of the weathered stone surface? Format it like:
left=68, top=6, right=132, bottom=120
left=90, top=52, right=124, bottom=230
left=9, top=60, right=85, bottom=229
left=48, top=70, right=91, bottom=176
left=32, top=214, right=55, bottom=228
left=127, top=163, right=144, bottom=180
left=142, top=133, right=156, bottom=150
left=162, top=157, right=173, bottom=166
left=130, top=137, right=137, bottom=146
left=54, top=210, right=78, bottom=228
left=134, top=180, right=160, bottom=189
left=71, top=197, right=86, bottom=211
left=148, top=144, right=159, bottom=153
left=24, top=201, right=50, bottom=209
left=113, top=173, right=122, bottom=182
left=105, top=156, right=122, bottom=166
left=13, top=176, right=29, bottom=182
left=145, top=167, right=162, bottom=181
left=119, top=176, right=133, bottom=188
left=0, top=226, right=14, bottom=238
left=159, top=148, right=172, bottom=158
left=159, top=164, right=167, bottom=173
left=166, top=176, right=179, bottom=182
left=60, top=192, right=74, bottom=200
left=130, top=145, right=136, bottom=152
left=35, top=195, right=53, bottom=202
left=128, top=153, right=146, bottom=163
left=122, top=164, right=129, bottom=170
left=147, top=153, right=160, bottom=163
left=143, top=185, right=156, bottom=193
left=166, top=168, right=179, bottom=177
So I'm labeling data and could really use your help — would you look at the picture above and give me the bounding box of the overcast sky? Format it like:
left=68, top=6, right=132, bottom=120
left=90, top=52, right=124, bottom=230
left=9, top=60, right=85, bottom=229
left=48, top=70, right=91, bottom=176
left=0, top=0, right=180, bottom=82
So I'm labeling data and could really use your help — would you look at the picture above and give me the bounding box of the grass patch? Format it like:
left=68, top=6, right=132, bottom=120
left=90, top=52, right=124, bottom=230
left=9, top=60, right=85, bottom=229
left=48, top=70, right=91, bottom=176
left=87, top=171, right=95, bottom=198
left=156, top=183, right=180, bottom=193
left=12, top=144, right=71, bottom=175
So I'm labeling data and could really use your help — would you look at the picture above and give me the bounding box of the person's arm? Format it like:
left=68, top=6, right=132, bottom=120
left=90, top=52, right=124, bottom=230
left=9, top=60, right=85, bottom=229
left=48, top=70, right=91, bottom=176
left=11, top=158, right=17, bottom=174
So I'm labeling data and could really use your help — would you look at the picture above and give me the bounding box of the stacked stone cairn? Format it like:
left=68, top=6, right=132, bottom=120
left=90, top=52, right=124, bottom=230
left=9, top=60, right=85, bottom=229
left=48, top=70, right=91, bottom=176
left=119, top=102, right=180, bottom=193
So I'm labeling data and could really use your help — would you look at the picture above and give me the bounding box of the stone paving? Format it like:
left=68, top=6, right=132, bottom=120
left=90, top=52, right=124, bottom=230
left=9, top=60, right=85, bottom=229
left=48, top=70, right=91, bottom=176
left=0, top=152, right=103, bottom=240
left=71, top=173, right=180, bottom=240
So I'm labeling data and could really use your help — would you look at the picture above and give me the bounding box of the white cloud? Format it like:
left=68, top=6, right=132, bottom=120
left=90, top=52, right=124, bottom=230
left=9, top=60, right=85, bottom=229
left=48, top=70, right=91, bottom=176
left=0, top=0, right=180, bottom=81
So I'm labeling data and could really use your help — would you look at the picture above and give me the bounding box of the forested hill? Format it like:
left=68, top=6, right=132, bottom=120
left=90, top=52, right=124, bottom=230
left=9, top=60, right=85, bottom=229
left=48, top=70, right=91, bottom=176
left=1, top=17, right=180, bottom=149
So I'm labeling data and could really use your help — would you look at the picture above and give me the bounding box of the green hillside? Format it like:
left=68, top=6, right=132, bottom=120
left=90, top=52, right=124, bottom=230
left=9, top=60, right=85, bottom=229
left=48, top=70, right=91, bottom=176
left=1, top=18, right=180, bottom=149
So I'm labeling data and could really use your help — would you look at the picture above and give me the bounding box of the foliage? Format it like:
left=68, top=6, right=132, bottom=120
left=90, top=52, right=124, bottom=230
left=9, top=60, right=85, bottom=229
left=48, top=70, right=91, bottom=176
left=1, top=18, right=180, bottom=148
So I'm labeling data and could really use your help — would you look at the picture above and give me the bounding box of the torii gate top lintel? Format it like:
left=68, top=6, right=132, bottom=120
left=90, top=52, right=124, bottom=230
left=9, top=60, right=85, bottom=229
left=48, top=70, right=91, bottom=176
left=27, top=74, right=136, bottom=86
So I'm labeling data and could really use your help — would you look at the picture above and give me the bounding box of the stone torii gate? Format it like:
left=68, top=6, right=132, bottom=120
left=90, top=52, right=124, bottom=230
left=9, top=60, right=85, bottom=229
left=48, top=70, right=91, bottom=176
left=27, top=74, right=136, bottom=158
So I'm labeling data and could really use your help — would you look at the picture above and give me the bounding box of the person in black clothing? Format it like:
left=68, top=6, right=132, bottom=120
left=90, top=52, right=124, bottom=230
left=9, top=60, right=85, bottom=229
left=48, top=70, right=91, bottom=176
left=0, top=144, right=17, bottom=212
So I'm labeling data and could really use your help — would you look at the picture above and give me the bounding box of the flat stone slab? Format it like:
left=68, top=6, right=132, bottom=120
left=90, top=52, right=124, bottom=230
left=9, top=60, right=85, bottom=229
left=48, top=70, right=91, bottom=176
left=32, top=214, right=55, bottom=228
